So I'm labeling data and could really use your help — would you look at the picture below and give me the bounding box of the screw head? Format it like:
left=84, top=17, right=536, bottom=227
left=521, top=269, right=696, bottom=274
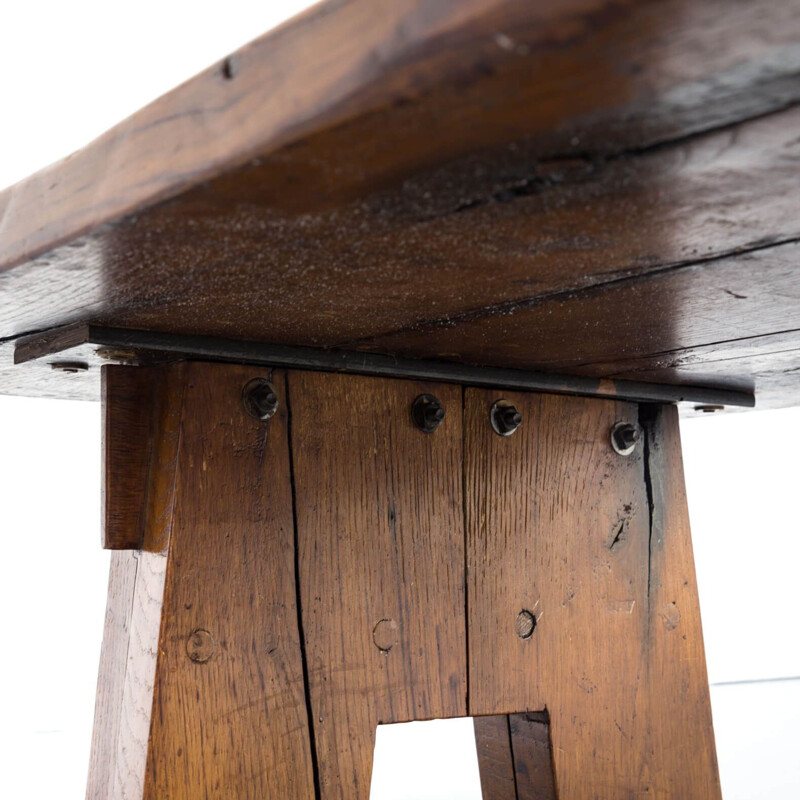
left=412, top=394, right=446, bottom=433
left=610, top=422, right=640, bottom=456
left=242, top=379, right=279, bottom=420
left=490, top=400, right=523, bottom=436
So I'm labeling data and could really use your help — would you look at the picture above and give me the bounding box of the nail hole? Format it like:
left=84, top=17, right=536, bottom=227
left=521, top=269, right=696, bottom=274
left=186, top=628, right=217, bottom=663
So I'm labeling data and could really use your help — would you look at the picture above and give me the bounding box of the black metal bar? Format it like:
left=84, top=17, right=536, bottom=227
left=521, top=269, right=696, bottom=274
left=12, top=324, right=754, bottom=407
left=89, top=327, right=754, bottom=407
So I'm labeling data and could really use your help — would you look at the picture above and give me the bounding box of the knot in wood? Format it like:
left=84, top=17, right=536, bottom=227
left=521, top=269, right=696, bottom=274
left=186, top=628, right=217, bottom=663
left=372, top=618, right=399, bottom=653
left=515, top=610, right=536, bottom=639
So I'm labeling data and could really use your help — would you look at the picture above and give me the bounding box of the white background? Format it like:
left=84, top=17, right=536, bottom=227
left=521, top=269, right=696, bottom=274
left=1, top=2, right=799, bottom=797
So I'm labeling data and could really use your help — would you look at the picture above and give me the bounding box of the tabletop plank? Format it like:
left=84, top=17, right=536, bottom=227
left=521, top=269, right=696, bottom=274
left=2, top=0, right=800, bottom=407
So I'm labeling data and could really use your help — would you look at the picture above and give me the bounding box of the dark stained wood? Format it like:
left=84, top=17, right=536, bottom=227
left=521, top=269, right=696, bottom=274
left=87, top=362, right=316, bottom=799
left=102, top=366, right=158, bottom=549
left=465, top=389, right=720, bottom=797
left=359, top=239, right=800, bottom=407
left=474, top=715, right=517, bottom=799
left=474, top=713, right=557, bottom=800
left=288, top=371, right=466, bottom=799
left=3, top=2, right=800, bottom=410
left=4, top=0, right=799, bottom=281
left=508, top=713, right=557, bottom=800
left=2, top=100, right=800, bottom=350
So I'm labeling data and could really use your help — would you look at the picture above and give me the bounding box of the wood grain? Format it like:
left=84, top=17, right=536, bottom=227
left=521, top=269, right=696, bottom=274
left=86, top=550, right=138, bottom=799
left=102, top=366, right=159, bottom=549
left=88, top=362, right=316, bottom=799
left=361, top=237, right=800, bottom=385
left=474, top=715, right=518, bottom=799
left=465, top=389, right=720, bottom=798
left=4, top=0, right=800, bottom=281
left=289, top=371, right=466, bottom=800
left=3, top=2, right=800, bottom=411
left=508, top=713, right=557, bottom=800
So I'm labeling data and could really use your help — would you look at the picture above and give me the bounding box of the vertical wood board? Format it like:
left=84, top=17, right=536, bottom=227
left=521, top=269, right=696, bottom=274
left=465, top=389, right=720, bottom=798
left=289, top=371, right=467, bottom=800
left=143, top=364, right=315, bottom=799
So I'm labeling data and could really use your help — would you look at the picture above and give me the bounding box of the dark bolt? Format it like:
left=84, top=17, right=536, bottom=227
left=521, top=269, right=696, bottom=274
left=611, top=422, right=640, bottom=455
left=242, top=379, right=279, bottom=420
left=490, top=400, right=523, bottom=436
left=412, top=394, right=446, bottom=433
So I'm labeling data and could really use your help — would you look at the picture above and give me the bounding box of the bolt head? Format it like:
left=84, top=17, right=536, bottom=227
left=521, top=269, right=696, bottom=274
left=611, top=422, right=640, bottom=456
left=490, top=400, right=523, bottom=436
left=243, top=379, right=279, bottom=420
left=412, top=394, right=445, bottom=433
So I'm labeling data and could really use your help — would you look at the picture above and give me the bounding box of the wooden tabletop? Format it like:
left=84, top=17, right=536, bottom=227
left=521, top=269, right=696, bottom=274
left=2, top=0, right=800, bottom=408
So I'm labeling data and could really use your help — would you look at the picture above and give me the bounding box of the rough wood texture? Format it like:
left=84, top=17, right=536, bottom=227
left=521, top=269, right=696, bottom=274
left=88, top=362, right=316, bottom=799
left=474, top=715, right=518, bottom=799
left=289, top=371, right=466, bottom=799
left=465, top=390, right=720, bottom=798
left=3, top=1, right=800, bottom=408
left=474, top=713, right=557, bottom=800
left=102, top=366, right=159, bottom=549
left=86, top=551, right=138, bottom=798
left=508, top=713, right=557, bottom=800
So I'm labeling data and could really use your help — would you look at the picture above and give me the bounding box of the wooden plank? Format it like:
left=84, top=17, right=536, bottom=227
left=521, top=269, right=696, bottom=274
left=4, top=0, right=799, bottom=288
left=2, top=100, right=800, bottom=352
left=508, top=713, right=556, bottom=800
left=289, top=371, right=466, bottom=799
left=465, top=389, right=720, bottom=797
left=102, top=366, right=158, bottom=549
left=87, top=362, right=316, bottom=799
left=361, top=238, right=800, bottom=382
left=474, top=715, right=517, bottom=800
left=86, top=551, right=138, bottom=798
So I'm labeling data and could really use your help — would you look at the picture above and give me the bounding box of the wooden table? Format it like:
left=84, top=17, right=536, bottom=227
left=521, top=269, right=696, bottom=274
left=5, top=1, right=798, bottom=796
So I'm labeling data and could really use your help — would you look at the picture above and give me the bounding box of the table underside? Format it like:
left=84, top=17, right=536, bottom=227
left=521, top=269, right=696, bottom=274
left=2, top=0, right=800, bottom=410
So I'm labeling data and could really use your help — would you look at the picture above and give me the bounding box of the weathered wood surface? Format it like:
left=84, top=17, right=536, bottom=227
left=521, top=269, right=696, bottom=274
left=474, top=715, right=518, bottom=799
left=102, top=366, right=160, bottom=549
left=86, top=551, right=139, bottom=799
left=2, top=0, right=800, bottom=408
left=289, top=371, right=466, bottom=799
left=507, top=713, right=557, bottom=800
left=474, top=713, right=556, bottom=800
left=91, top=365, right=722, bottom=796
left=465, top=390, right=720, bottom=797
left=88, top=362, right=316, bottom=799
